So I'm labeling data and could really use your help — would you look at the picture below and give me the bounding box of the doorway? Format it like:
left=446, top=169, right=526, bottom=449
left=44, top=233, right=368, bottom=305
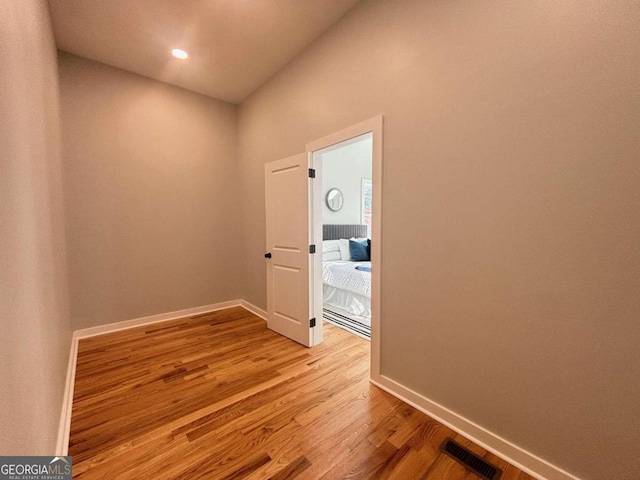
left=307, top=116, right=383, bottom=377
left=263, top=116, right=382, bottom=374
left=314, top=133, right=372, bottom=339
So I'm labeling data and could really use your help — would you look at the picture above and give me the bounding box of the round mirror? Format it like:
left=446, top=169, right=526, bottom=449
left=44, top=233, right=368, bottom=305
left=325, top=188, right=344, bottom=212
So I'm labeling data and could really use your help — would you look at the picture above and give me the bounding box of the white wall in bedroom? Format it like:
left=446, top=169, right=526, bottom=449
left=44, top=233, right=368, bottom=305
left=321, top=135, right=372, bottom=225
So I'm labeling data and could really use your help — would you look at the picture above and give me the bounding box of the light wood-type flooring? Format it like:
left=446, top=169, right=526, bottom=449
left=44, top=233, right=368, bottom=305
left=70, top=306, right=535, bottom=479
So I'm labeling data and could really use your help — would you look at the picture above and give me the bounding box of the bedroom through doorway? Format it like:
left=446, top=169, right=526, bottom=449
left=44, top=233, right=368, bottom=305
left=307, top=115, right=382, bottom=374
left=314, top=133, right=373, bottom=341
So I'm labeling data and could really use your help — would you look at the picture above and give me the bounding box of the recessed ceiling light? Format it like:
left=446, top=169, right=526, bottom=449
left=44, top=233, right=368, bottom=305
left=171, top=49, right=189, bottom=59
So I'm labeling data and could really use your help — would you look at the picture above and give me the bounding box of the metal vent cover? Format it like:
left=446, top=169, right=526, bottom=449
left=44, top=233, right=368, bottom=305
left=439, top=438, right=502, bottom=480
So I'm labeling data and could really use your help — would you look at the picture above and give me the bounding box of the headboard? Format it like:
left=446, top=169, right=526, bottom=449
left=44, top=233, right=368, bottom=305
left=323, top=224, right=368, bottom=240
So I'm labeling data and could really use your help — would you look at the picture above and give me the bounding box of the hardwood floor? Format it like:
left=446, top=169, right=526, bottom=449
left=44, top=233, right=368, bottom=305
left=70, top=306, right=535, bottom=479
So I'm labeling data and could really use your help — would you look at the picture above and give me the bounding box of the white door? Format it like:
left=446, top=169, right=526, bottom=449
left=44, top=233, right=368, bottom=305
left=264, top=153, right=315, bottom=347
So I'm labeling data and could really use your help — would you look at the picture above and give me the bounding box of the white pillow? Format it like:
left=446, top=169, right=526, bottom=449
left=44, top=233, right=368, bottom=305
left=322, top=239, right=341, bottom=253
left=322, top=251, right=341, bottom=262
left=338, top=239, right=351, bottom=261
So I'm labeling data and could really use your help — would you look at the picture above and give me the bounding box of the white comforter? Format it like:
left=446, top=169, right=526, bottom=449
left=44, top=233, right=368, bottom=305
left=322, top=261, right=371, bottom=298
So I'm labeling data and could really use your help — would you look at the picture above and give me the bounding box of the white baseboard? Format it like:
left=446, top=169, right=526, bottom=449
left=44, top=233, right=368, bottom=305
left=56, top=299, right=253, bottom=454
left=58, top=300, right=573, bottom=480
left=74, top=300, right=242, bottom=339
left=239, top=299, right=268, bottom=321
left=370, top=375, right=580, bottom=480
left=56, top=332, right=78, bottom=456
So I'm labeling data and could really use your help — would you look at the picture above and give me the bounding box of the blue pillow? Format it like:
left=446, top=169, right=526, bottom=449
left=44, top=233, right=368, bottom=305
left=349, top=239, right=369, bottom=261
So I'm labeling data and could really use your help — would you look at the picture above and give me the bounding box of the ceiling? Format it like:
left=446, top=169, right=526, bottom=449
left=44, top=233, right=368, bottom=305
left=48, top=0, right=361, bottom=104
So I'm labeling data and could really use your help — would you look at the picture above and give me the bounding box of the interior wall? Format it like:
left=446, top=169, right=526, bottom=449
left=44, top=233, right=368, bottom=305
left=237, top=0, right=640, bottom=478
left=59, top=53, right=241, bottom=330
left=0, top=0, right=71, bottom=454
left=321, top=135, right=372, bottom=226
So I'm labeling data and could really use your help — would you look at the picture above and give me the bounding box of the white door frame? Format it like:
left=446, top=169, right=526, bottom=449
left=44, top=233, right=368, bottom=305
left=306, top=115, right=383, bottom=378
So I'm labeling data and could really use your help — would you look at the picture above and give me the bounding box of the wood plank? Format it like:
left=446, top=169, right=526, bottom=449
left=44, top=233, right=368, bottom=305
left=69, top=306, right=536, bottom=480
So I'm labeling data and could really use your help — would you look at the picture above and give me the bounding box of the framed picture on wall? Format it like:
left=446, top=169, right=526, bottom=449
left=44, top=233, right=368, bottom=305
left=361, top=178, right=372, bottom=235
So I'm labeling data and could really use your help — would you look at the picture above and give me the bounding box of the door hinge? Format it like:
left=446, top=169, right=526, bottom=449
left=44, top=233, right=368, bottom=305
left=308, top=168, right=316, bottom=178
left=309, top=244, right=316, bottom=254
left=310, top=318, right=317, bottom=328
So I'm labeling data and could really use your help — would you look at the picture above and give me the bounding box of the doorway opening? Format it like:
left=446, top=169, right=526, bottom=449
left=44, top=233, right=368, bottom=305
left=306, top=116, right=382, bottom=376
left=314, top=133, right=372, bottom=340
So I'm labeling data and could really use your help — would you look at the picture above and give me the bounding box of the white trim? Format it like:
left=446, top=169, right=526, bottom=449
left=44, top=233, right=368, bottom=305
left=370, top=375, right=581, bottom=480
left=309, top=151, right=324, bottom=346
left=306, top=115, right=383, bottom=371
left=74, top=300, right=241, bottom=339
left=56, top=332, right=78, bottom=456
left=55, top=299, right=579, bottom=480
left=56, top=300, right=256, bottom=454
left=239, top=300, right=268, bottom=321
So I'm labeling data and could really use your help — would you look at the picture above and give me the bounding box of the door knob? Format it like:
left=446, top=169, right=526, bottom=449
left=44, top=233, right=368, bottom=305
left=264, top=252, right=272, bottom=259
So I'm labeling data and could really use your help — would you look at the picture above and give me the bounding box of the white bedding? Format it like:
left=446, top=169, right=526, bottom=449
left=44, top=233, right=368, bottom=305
left=322, top=260, right=371, bottom=317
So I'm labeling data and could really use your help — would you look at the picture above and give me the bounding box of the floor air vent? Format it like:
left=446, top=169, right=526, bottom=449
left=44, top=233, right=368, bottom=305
left=439, top=438, right=502, bottom=480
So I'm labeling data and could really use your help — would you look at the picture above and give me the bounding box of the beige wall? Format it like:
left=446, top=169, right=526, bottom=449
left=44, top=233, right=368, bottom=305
left=0, top=0, right=71, bottom=454
left=238, top=1, right=640, bottom=478
left=59, top=54, right=241, bottom=329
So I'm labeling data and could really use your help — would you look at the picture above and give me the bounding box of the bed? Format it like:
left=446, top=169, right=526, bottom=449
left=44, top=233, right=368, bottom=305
left=322, top=225, right=371, bottom=338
